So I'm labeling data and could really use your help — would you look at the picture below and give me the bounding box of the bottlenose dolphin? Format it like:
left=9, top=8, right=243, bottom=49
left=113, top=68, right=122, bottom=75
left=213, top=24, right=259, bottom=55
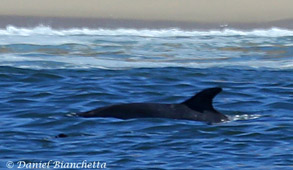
left=78, top=87, right=228, bottom=123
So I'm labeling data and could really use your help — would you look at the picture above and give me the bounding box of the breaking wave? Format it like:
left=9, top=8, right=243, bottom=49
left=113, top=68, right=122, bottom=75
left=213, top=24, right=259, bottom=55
left=1, top=25, right=293, bottom=37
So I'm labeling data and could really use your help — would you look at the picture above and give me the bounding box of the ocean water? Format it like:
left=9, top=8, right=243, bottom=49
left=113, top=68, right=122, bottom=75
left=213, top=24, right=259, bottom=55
left=0, top=26, right=292, bottom=169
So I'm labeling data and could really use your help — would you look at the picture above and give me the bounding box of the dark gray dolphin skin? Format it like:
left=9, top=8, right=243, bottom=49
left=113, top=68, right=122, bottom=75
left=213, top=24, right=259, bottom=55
left=78, top=87, right=229, bottom=123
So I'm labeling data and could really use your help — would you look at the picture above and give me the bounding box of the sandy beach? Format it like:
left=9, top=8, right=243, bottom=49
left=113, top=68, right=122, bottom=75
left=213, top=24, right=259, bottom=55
left=1, top=0, right=293, bottom=29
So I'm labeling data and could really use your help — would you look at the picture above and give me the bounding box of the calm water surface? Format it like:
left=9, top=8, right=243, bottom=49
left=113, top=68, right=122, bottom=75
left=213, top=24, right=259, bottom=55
left=0, top=26, right=292, bottom=169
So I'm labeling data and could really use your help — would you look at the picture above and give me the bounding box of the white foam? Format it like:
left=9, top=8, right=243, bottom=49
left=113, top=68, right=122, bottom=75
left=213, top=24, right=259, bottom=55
left=229, top=114, right=261, bottom=121
left=1, top=25, right=293, bottom=37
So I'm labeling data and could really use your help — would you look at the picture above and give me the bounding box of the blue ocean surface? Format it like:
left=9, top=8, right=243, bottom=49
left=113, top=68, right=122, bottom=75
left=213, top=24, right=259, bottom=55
left=0, top=26, right=292, bottom=169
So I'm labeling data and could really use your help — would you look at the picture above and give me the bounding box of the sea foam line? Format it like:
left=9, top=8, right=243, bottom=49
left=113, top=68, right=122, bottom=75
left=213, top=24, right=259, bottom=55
left=1, top=25, right=293, bottom=37
left=1, top=53, right=292, bottom=70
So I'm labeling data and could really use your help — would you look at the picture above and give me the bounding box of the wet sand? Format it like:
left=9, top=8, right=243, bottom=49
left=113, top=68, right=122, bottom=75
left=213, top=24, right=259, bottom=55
left=1, top=0, right=293, bottom=29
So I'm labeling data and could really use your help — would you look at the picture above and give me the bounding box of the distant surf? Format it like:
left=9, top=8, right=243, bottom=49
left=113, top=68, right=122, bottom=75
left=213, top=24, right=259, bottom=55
left=0, top=25, right=292, bottom=70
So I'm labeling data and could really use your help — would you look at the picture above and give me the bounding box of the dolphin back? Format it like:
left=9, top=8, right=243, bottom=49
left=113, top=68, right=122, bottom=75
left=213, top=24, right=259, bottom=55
left=78, top=87, right=228, bottom=123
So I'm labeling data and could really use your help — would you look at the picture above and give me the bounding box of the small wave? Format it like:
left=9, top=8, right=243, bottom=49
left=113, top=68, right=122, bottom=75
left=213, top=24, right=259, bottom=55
left=1, top=25, right=293, bottom=37
left=66, top=112, right=79, bottom=117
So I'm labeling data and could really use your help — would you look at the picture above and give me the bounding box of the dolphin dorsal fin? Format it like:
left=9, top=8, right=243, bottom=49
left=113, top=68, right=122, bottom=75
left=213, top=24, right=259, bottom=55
left=182, top=87, right=222, bottom=112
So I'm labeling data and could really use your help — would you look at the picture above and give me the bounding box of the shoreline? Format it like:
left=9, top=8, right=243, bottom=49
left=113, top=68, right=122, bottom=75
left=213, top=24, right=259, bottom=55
left=1, top=16, right=293, bottom=30
left=1, top=0, right=293, bottom=30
